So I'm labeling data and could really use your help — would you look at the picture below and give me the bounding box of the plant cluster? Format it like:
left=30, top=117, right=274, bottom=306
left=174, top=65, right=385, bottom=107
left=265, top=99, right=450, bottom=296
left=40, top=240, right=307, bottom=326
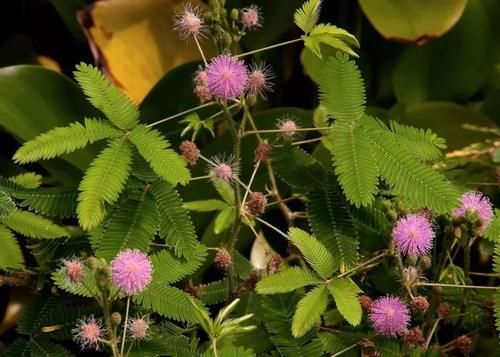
left=0, top=0, right=499, bottom=356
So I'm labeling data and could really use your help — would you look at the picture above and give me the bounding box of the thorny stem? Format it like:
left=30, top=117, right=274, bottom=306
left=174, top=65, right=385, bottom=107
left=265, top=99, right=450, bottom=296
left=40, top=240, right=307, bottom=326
left=416, top=282, right=499, bottom=290
left=235, top=38, right=303, bottom=58
left=193, top=35, right=208, bottom=66
left=331, top=343, right=358, bottom=356
left=337, top=251, right=388, bottom=278
left=425, top=318, right=441, bottom=349
left=145, top=102, right=216, bottom=128
left=242, top=126, right=333, bottom=136
left=120, top=296, right=131, bottom=356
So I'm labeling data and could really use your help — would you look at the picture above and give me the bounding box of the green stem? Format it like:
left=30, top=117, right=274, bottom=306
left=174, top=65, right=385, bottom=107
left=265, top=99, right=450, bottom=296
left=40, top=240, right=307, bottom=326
left=331, top=343, right=357, bottom=357
left=416, top=282, right=499, bottom=290
left=242, top=126, right=333, bottom=136
left=145, top=102, right=216, bottom=128
left=464, top=240, right=471, bottom=281
left=253, top=216, right=288, bottom=239
left=235, top=38, right=303, bottom=58
left=337, top=251, right=388, bottom=278
left=102, top=293, right=119, bottom=357
left=425, top=318, right=441, bottom=349
left=120, top=296, right=131, bottom=356
left=193, top=35, right=207, bottom=66
left=212, top=338, right=219, bottom=357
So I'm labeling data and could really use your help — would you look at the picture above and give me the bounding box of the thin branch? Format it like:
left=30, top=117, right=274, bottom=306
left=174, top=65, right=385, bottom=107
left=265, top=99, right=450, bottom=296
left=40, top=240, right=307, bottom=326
left=338, top=251, right=388, bottom=278
left=417, top=282, right=499, bottom=290
left=243, top=126, right=333, bottom=136
left=331, top=343, right=358, bottom=357
left=193, top=35, right=207, bottom=66
left=253, top=216, right=289, bottom=240
left=425, top=318, right=441, bottom=349
left=146, top=102, right=216, bottom=128
left=235, top=38, right=303, bottom=58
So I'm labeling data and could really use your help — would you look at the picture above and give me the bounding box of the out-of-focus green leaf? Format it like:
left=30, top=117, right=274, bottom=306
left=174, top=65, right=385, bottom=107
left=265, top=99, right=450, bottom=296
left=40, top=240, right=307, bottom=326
left=359, top=0, right=467, bottom=43
left=0, top=66, right=100, bottom=184
left=392, top=0, right=494, bottom=104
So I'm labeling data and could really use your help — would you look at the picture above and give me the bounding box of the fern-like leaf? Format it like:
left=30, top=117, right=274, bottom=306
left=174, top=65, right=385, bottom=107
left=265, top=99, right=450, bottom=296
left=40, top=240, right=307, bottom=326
left=2, top=209, right=68, bottom=238
left=28, top=336, right=73, bottom=357
left=0, top=224, right=24, bottom=270
left=77, top=138, right=132, bottom=230
left=150, top=244, right=207, bottom=285
left=96, top=192, right=159, bottom=261
left=10, top=172, right=42, bottom=189
left=199, top=279, right=229, bottom=305
left=256, top=267, right=322, bottom=294
left=303, top=24, right=359, bottom=59
left=495, top=291, right=500, bottom=335
left=129, top=125, right=190, bottom=185
left=364, top=122, right=459, bottom=213
left=4, top=338, right=30, bottom=357
left=134, top=284, right=207, bottom=323
left=261, top=294, right=323, bottom=357
left=292, top=285, right=329, bottom=338
left=14, top=187, right=78, bottom=218
left=13, top=118, right=120, bottom=164
left=328, top=122, right=378, bottom=206
left=320, top=332, right=360, bottom=356
left=52, top=265, right=101, bottom=298
left=0, top=190, right=15, bottom=217
left=327, top=278, right=362, bottom=326
left=484, top=209, right=499, bottom=242
left=17, top=296, right=59, bottom=336
left=288, top=228, right=336, bottom=278
left=319, top=53, right=365, bottom=123
left=74, top=63, right=139, bottom=130
left=272, top=146, right=327, bottom=190
left=307, top=183, right=359, bottom=270
left=151, top=181, right=198, bottom=258
left=129, top=333, right=200, bottom=357
left=294, top=0, right=322, bottom=34
left=389, top=121, right=446, bottom=161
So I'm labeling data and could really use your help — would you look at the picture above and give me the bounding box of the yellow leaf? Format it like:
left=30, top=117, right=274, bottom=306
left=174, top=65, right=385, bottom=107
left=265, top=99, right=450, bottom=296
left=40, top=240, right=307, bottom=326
left=79, top=0, right=212, bottom=103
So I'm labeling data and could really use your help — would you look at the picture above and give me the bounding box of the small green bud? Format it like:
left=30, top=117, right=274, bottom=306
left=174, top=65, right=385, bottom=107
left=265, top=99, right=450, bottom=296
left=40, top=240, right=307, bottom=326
left=406, top=255, right=418, bottom=266
left=246, top=93, right=257, bottom=107
left=86, top=257, right=99, bottom=270
left=95, top=266, right=110, bottom=291
left=230, top=8, right=239, bottom=21
left=222, top=32, right=232, bottom=47
left=420, top=256, right=432, bottom=271
left=111, top=312, right=122, bottom=326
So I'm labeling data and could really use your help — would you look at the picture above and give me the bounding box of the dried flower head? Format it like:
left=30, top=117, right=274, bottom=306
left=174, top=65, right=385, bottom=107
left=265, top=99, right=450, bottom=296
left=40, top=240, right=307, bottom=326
left=214, top=249, right=232, bottom=270
left=403, top=327, right=425, bottom=346
left=240, top=5, right=262, bottom=30
left=267, top=254, right=283, bottom=274
left=393, top=214, right=434, bottom=256
left=246, top=192, right=267, bottom=216
left=360, top=295, right=373, bottom=312
left=110, top=249, right=153, bottom=295
left=411, top=296, right=430, bottom=314
left=369, top=296, right=410, bottom=336
left=63, top=258, right=84, bottom=283
left=184, top=281, right=201, bottom=299
left=454, top=191, right=493, bottom=233
left=206, top=55, right=248, bottom=100
left=456, top=335, right=472, bottom=355
left=254, top=142, right=271, bottom=163
left=180, top=140, right=200, bottom=166
left=402, top=266, right=420, bottom=288
left=208, top=155, right=239, bottom=183
left=173, top=4, right=205, bottom=39
left=73, top=315, right=105, bottom=350
left=128, top=316, right=151, bottom=341
left=193, top=69, right=213, bottom=103
left=247, top=62, right=274, bottom=99
left=277, top=118, right=298, bottom=140
left=438, top=302, right=451, bottom=320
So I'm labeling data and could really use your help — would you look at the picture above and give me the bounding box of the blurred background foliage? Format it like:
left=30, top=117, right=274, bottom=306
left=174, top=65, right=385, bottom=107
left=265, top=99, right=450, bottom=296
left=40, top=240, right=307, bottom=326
left=0, top=0, right=498, bottom=351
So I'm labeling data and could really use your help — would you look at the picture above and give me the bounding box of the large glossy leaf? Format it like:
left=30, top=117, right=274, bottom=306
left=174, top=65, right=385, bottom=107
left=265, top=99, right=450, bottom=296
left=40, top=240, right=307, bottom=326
left=392, top=0, right=494, bottom=104
left=0, top=65, right=100, bottom=183
left=359, top=0, right=467, bottom=43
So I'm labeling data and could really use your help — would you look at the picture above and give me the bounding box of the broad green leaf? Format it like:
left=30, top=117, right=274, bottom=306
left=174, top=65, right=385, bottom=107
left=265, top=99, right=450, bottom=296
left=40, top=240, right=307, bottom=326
left=292, top=285, right=328, bottom=337
left=214, top=207, right=235, bottom=234
left=256, top=267, right=322, bottom=294
left=327, top=278, right=362, bottom=326
left=288, top=228, right=336, bottom=278
left=359, top=0, right=467, bottom=42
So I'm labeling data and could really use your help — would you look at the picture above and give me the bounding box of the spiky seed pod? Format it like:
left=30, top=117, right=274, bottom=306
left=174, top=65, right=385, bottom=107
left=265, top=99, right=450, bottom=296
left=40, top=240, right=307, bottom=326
left=456, top=335, right=472, bottom=355
left=240, top=5, right=262, bottom=30
left=246, top=192, right=267, bottom=216
left=63, top=258, right=84, bottom=283
left=411, top=296, right=430, bottom=314
left=254, top=142, right=271, bottom=163
left=179, top=140, right=200, bottom=166
left=420, top=256, right=432, bottom=271
left=184, top=282, right=202, bottom=299
left=360, top=295, right=373, bottom=312
left=438, top=302, right=451, bottom=320
left=267, top=255, right=283, bottom=274
left=403, top=327, right=425, bottom=346
left=214, top=249, right=232, bottom=270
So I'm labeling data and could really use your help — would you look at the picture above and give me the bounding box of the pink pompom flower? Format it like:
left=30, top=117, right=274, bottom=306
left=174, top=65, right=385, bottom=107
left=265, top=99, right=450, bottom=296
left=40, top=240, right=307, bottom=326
left=173, top=4, right=205, bottom=39
left=453, top=191, right=493, bottom=233
left=240, top=5, right=262, bottom=30
left=247, top=62, right=274, bottom=99
left=206, top=55, right=248, bottom=100
left=392, top=214, right=434, bottom=257
left=128, top=316, right=151, bottom=341
left=72, top=315, right=105, bottom=350
left=369, top=296, right=410, bottom=336
left=63, top=258, right=84, bottom=283
left=207, top=155, right=239, bottom=183
left=277, top=117, right=298, bottom=140
left=110, top=249, right=153, bottom=295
